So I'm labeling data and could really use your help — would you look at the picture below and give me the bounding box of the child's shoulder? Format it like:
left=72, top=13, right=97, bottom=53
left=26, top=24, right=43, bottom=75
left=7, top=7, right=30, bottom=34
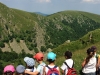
left=96, top=54, right=100, bottom=58
left=46, top=65, right=58, bottom=68
left=65, top=58, right=73, bottom=61
left=64, top=59, right=74, bottom=64
left=46, top=65, right=59, bottom=70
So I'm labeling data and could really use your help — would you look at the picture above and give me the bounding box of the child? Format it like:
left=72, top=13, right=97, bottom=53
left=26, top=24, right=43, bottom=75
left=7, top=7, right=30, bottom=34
left=24, top=57, right=37, bottom=74
left=60, top=50, right=74, bottom=75
left=43, top=52, right=60, bottom=75
left=3, top=64, right=15, bottom=75
left=82, top=48, right=96, bottom=75
left=16, top=65, right=25, bottom=75
left=25, top=52, right=46, bottom=75
left=91, top=46, right=100, bottom=75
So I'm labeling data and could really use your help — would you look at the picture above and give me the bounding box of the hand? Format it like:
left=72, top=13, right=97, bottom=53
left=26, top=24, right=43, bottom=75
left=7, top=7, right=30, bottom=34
left=24, top=70, right=29, bottom=73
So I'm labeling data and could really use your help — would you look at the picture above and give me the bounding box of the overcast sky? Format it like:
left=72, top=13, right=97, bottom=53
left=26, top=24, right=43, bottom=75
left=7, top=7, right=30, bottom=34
left=0, top=0, right=100, bottom=15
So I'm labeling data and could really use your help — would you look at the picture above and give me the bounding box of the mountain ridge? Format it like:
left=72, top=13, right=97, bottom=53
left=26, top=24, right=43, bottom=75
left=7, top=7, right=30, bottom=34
left=34, top=12, right=48, bottom=16
left=1, top=2, right=100, bottom=75
left=0, top=2, right=100, bottom=53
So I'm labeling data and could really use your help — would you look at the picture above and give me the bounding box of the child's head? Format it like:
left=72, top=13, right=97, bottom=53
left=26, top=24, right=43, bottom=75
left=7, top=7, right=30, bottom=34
left=85, top=48, right=95, bottom=64
left=91, top=46, right=97, bottom=52
left=87, top=48, right=95, bottom=56
left=64, top=51, right=72, bottom=59
left=33, top=52, right=44, bottom=61
left=24, top=57, right=35, bottom=68
left=3, top=65, right=15, bottom=75
left=16, top=65, right=25, bottom=75
left=47, top=52, right=56, bottom=63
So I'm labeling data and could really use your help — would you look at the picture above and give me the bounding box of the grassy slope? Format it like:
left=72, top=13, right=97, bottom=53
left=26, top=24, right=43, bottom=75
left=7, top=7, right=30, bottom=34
left=8, top=9, right=37, bottom=30
left=1, top=2, right=100, bottom=75
left=47, top=10, right=100, bottom=23
left=55, top=42, right=100, bottom=75
left=0, top=3, right=38, bottom=31
left=53, top=29, right=100, bottom=75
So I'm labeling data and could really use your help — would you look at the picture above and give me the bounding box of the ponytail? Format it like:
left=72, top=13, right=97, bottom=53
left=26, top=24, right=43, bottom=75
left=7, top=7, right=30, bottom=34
left=85, top=48, right=95, bottom=64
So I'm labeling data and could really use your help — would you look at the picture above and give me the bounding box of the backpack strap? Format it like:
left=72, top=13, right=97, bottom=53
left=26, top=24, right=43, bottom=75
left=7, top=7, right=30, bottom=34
left=46, top=65, right=57, bottom=70
left=31, top=67, right=34, bottom=72
left=96, top=54, right=99, bottom=62
left=64, top=61, right=74, bottom=69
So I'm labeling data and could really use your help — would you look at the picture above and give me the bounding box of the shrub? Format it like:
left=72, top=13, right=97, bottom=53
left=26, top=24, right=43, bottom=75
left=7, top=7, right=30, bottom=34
left=34, top=47, right=39, bottom=53
left=41, top=46, right=46, bottom=52
left=0, top=42, right=5, bottom=48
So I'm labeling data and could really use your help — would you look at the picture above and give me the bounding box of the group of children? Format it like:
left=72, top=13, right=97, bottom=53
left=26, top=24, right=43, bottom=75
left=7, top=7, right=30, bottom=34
left=3, top=46, right=100, bottom=75
left=3, top=50, right=74, bottom=75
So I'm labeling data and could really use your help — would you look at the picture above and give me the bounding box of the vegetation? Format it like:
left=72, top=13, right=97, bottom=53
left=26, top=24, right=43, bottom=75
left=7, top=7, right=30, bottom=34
left=1, top=2, right=100, bottom=52
left=0, top=2, right=100, bottom=75
left=0, top=48, right=32, bottom=74
left=53, top=29, right=100, bottom=75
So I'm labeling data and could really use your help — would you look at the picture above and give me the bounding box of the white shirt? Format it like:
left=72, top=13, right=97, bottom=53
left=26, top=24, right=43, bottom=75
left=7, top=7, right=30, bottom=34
left=82, top=57, right=96, bottom=73
left=61, top=59, right=73, bottom=74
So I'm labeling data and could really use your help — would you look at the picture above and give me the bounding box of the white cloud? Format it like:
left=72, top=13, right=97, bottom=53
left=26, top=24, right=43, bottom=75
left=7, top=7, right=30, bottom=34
left=37, top=0, right=51, bottom=3
left=82, top=0, right=100, bottom=4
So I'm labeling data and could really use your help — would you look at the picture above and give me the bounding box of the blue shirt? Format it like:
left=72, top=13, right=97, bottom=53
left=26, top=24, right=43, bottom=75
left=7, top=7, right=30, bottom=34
left=37, top=62, right=46, bottom=75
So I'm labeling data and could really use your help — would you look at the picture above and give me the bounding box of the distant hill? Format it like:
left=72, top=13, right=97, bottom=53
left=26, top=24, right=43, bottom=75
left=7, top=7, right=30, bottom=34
left=34, top=12, right=48, bottom=16
left=0, top=2, right=100, bottom=53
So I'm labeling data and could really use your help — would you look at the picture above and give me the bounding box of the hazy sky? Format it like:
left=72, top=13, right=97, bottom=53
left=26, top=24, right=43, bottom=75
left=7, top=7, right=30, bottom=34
left=0, top=0, right=100, bottom=15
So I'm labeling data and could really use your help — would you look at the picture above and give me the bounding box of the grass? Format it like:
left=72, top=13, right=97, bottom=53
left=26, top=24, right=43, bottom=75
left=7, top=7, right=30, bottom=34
left=1, top=2, right=100, bottom=75
left=55, top=42, right=100, bottom=75
left=52, top=28, right=100, bottom=75
left=47, top=10, right=100, bottom=22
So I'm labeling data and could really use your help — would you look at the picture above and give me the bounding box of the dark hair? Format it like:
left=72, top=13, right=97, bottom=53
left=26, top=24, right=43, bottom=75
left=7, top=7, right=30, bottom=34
left=85, top=48, right=95, bottom=64
left=87, top=48, right=94, bottom=54
left=91, top=46, right=97, bottom=51
left=28, top=66, right=34, bottom=68
left=64, top=51, right=72, bottom=59
left=4, top=71, right=13, bottom=75
left=47, top=59, right=55, bottom=63
left=15, top=72, right=25, bottom=75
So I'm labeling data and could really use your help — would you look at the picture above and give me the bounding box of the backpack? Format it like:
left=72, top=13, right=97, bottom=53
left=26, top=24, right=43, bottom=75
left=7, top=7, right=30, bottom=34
left=46, top=65, right=59, bottom=75
left=64, top=62, right=77, bottom=75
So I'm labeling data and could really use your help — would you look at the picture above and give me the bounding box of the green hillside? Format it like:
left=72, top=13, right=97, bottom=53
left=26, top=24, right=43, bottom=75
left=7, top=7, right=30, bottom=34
left=1, top=2, right=100, bottom=52
left=44, top=10, right=100, bottom=46
left=53, top=28, right=100, bottom=56
left=48, top=10, right=100, bottom=23
left=53, top=28, right=100, bottom=75
left=1, top=2, right=100, bottom=75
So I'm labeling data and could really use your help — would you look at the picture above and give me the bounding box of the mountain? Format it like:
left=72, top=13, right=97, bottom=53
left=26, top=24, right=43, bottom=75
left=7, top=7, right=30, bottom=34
left=0, top=2, right=100, bottom=54
left=1, top=2, right=100, bottom=75
left=34, top=12, right=48, bottom=16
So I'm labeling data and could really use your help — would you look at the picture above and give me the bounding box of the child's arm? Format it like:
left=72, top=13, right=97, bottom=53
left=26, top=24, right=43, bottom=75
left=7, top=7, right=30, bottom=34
left=60, top=63, right=66, bottom=74
left=43, top=67, right=46, bottom=75
left=58, top=67, right=61, bottom=75
left=24, top=70, right=39, bottom=75
left=82, top=58, right=86, bottom=68
left=61, top=69, right=64, bottom=74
